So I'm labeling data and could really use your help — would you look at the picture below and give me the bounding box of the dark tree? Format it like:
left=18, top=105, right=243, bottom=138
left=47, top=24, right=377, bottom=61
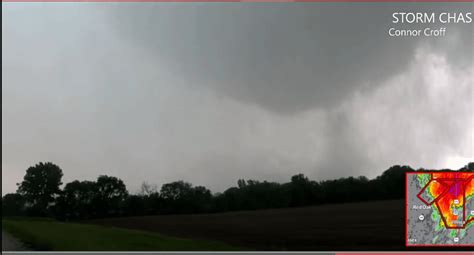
left=160, top=181, right=200, bottom=213
left=460, top=162, right=474, bottom=172
left=56, top=180, right=97, bottom=220
left=289, top=174, right=320, bottom=206
left=9, top=161, right=472, bottom=219
left=122, top=182, right=162, bottom=216
left=94, top=175, right=128, bottom=217
left=124, top=195, right=147, bottom=216
left=17, top=162, right=63, bottom=216
left=2, top=193, right=26, bottom=216
left=377, top=165, right=414, bottom=199
left=189, top=185, right=213, bottom=213
left=160, top=181, right=193, bottom=201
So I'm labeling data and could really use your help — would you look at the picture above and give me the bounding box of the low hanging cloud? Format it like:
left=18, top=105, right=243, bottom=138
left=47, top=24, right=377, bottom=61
left=2, top=3, right=473, bottom=195
left=107, top=3, right=473, bottom=114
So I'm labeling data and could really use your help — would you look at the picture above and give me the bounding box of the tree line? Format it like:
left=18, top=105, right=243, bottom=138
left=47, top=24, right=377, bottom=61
left=2, top=162, right=473, bottom=220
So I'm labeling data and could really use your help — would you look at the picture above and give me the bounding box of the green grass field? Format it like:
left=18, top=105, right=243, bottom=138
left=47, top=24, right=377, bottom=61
left=2, top=218, right=240, bottom=251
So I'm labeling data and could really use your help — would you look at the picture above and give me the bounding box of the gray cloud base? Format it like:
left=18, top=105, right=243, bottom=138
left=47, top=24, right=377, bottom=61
left=108, top=3, right=473, bottom=114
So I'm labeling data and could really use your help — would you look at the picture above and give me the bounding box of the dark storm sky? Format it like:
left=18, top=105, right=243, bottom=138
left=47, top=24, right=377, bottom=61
left=2, top=3, right=473, bottom=194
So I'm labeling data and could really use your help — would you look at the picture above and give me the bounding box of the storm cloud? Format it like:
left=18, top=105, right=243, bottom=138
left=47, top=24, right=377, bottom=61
left=107, top=3, right=473, bottom=114
left=2, top=3, right=473, bottom=194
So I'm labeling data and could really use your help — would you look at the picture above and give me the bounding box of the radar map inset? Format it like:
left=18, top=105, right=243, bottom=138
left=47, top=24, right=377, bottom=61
left=406, top=172, right=474, bottom=246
